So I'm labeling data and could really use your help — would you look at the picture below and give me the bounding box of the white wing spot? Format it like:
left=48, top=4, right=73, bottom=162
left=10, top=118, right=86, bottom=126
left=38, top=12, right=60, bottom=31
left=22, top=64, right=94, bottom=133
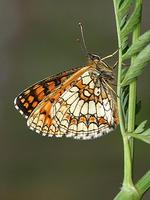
left=14, top=97, right=17, bottom=105
left=69, top=86, right=79, bottom=92
left=74, top=100, right=84, bottom=117
left=103, top=99, right=110, bottom=111
left=89, top=101, right=96, bottom=115
left=43, top=126, right=48, bottom=133
left=70, top=98, right=79, bottom=113
left=37, top=120, right=43, bottom=128
left=96, top=102, right=105, bottom=117
left=29, top=126, right=34, bottom=131
left=89, top=81, right=95, bottom=89
left=48, top=134, right=53, bottom=137
left=77, top=122, right=88, bottom=132
left=56, top=111, right=63, bottom=121
left=82, top=75, right=91, bottom=85
left=15, top=104, right=19, bottom=110
left=55, top=102, right=61, bottom=111
left=62, top=91, right=73, bottom=101
left=62, top=87, right=79, bottom=101
left=69, top=124, right=77, bottom=132
left=66, top=133, right=75, bottom=138
left=19, top=110, right=24, bottom=115
left=49, top=125, right=56, bottom=133
left=36, top=129, right=40, bottom=134
left=84, top=90, right=91, bottom=97
left=88, top=123, right=98, bottom=131
left=55, top=134, right=63, bottom=138
left=105, top=110, right=113, bottom=124
left=81, top=102, right=88, bottom=115
left=67, top=93, right=79, bottom=105
left=61, top=119, right=69, bottom=129
left=94, top=87, right=101, bottom=96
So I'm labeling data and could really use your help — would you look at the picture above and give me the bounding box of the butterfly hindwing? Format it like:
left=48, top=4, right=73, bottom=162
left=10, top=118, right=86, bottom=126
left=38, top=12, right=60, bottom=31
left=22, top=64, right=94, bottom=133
left=27, top=67, right=118, bottom=139
left=14, top=66, right=81, bottom=118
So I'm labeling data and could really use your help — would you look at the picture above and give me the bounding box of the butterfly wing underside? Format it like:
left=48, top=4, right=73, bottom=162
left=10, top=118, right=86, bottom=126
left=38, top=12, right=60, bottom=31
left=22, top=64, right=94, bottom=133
left=27, top=67, right=118, bottom=140
left=14, top=67, right=81, bottom=119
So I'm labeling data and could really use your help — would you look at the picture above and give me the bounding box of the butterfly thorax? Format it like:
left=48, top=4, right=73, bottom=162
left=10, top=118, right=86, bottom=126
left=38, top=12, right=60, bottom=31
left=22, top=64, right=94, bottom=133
left=87, top=53, right=114, bottom=83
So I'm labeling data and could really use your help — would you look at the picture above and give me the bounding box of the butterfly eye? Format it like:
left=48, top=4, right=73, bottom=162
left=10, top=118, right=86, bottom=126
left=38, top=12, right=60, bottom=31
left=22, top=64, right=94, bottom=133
left=88, top=53, right=100, bottom=61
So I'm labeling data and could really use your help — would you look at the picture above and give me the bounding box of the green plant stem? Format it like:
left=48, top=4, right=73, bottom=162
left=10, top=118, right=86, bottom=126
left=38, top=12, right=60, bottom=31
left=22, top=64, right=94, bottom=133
left=128, top=80, right=137, bottom=134
left=128, top=0, right=142, bottom=171
left=122, top=135, right=134, bottom=187
left=113, top=0, right=125, bottom=135
left=113, top=0, right=133, bottom=188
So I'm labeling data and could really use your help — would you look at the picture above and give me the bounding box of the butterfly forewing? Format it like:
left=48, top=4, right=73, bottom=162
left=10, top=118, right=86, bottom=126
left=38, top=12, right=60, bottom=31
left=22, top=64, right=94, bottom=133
left=27, top=66, right=118, bottom=139
left=14, top=66, right=81, bottom=119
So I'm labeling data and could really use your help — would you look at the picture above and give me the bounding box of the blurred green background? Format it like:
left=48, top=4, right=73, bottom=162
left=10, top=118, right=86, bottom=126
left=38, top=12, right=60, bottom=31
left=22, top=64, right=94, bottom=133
left=1, top=0, right=150, bottom=199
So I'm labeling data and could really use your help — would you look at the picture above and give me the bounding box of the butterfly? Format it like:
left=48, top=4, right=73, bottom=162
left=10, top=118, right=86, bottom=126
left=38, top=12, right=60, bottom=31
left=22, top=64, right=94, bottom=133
left=14, top=52, right=119, bottom=140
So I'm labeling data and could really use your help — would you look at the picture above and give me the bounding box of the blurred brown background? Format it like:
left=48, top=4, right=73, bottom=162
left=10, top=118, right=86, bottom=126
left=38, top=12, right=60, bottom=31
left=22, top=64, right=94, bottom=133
left=0, top=0, right=150, bottom=199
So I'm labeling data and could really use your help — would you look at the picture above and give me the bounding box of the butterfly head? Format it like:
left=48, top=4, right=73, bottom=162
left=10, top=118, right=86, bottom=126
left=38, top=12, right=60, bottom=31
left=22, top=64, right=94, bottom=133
left=87, top=53, right=101, bottom=63
left=87, top=53, right=114, bottom=81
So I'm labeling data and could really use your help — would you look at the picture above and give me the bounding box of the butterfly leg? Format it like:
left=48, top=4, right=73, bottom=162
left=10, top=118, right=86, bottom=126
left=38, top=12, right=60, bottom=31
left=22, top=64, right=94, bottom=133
left=112, top=60, right=118, bottom=69
left=111, top=60, right=128, bottom=69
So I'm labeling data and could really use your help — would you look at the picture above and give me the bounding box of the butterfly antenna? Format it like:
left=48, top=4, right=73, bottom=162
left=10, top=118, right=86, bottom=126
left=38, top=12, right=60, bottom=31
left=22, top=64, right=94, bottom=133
left=78, top=22, right=89, bottom=57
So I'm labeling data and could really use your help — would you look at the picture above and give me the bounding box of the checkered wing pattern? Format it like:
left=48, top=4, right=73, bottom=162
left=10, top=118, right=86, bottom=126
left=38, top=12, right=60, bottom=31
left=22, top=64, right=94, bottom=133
left=14, top=67, right=81, bottom=119
left=27, top=67, right=118, bottom=140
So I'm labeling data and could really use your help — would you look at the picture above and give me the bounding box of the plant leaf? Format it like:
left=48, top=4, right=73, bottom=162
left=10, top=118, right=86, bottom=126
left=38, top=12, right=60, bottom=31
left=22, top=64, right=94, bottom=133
left=121, top=43, right=150, bottom=86
left=121, top=86, right=129, bottom=110
left=120, top=14, right=128, bottom=29
left=121, top=67, right=128, bottom=80
left=134, top=120, right=147, bottom=134
left=129, top=130, right=150, bottom=144
left=117, top=0, right=125, bottom=9
left=139, top=128, right=150, bottom=144
left=121, top=4, right=142, bottom=39
left=141, top=128, right=150, bottom=136
left=122, top=30, right=150, bottom=60
left=122, top=36, right=129, bottom=53
left=136, top=133, right=150, bottom=144
left=119, top=0, right=133, bottom=19
left=121, top=86, right=129, bottom=126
